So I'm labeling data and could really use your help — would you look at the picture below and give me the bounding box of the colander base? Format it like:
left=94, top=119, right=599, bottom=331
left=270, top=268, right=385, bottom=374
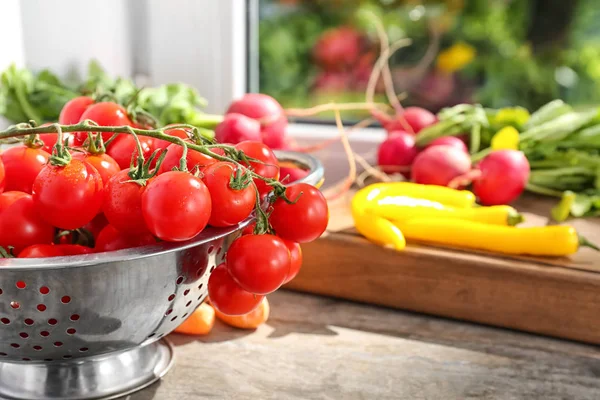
left=0, top=339, right=174, bottom=400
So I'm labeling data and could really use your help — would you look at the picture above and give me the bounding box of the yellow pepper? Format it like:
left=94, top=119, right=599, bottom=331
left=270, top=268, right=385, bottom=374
left=491, top=126, right=520, bottom=150
left=394, top=217, right=595, bottom=257
left=436, top=41, right=476, bottom=74
left=360, top=182, right=476, bottom=208
left=367, top=195, right=523, bottom=226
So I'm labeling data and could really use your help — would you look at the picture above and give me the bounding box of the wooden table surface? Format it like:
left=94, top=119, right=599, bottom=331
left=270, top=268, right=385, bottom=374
left=130, top=291, right=600, bottom=400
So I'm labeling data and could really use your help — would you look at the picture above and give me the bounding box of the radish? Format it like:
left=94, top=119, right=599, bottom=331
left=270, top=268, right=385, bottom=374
left=313, top=71, right=352, bottom=93
left=373, top=106, right=438, bottom=135
left=471, top=150, right=530, bottom=205
left=411, top=145, right=471, bottom=187
left=377, top=131, right=418, bottom=177
left=425, top=136, right=468, bottom=154
left=226, top=93, right=288, bottom=149
left=312, top=26, right=361, bottom=72
left=215, top=113, right=261, bottom=144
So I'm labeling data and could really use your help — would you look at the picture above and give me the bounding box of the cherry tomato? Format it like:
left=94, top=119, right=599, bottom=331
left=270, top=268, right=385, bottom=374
left=59, top=96, right=94, bottom=124
left=95, top=224, right=156, bottom=252
left=76, top=102, right=134, bottom=144
left=151, top=126, right=191, bottom=153
left=208, top=263, right=264, bottom=316
left=37, top=123, right=76, bottom=153
left=32, top=159, right=104, bottom=230
left=269, top=183, right=328, bottom=243
left=235, top=141, right=279, bottom=196
left=158, top=142, right=217, bottom=174
left=103, top=169, right=149, bottom=234
left=242, top=222, right=256, bottom=236
left=0, top=191, right=28, bottom=213
left=202, top=162, right=256, bottom=227
left=226, top=234, right=290, bottom=295
left=106, top=134, right=154, bottom=170
left=0, top=194, right=54, bottom=254
left=82, top=213, right=109, bottom=239
left=72, top=152, right=120, bottom=185
left=55, top=244, right=94, bottom=256
left=0, top=157, right=4, bottom=194
left=18, top=244, right=64, bottom=258
left=282, top=239, right=302, bottom=284
left=1, top=146, right=50, bottom=193
left=142, top=171, right=212, bottom=241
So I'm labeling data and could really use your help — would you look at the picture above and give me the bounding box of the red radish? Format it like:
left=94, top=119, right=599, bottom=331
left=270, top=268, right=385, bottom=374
left=215, top=113, right=262, bottom=144
left=226, top=93, right=288, bottom=149
left=373, top=106, right=438, bottom=136
left=411, top=145, right=471, bottom=187
left=426, top=136, right=468, bottom=154
left=312, top=26, right=361, bottom=72
left=377, top=131, right=418, bottom=177
left=313, top=71, right=351, bottom=93
left=471, top=150, right=530, bottom=205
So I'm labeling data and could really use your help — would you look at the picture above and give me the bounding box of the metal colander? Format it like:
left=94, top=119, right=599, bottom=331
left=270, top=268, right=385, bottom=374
left=0, top=150, right=324, bottom=400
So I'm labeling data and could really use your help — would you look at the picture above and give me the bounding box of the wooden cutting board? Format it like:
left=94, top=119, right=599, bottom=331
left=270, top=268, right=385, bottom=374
left=284, top=192, right=600, bottom=345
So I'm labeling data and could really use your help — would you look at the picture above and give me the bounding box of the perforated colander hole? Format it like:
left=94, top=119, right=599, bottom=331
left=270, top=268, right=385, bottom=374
left=209, top=266, right=215, bottom=273
left=182, top=313, right=188, bottom=318
left=185, top=301, right=192, bottom=307
left=24, top=318, right=34, bottom=326
left=176, top=276, right=184, bottom=285
left=183, top=289, right=190, bottom=296
left=16, top=281, right=26, bottom=289
left=40, top=331, right=50, bottom=337
left=61, top=296, right=71, bottom=304
left=10, top=301, right=20, bottom=309
left=33, top=346, right=42, bottom=351
left=10, top=343, right=19, bottom=348
left=63, top=355, right=72, bottom=359
left=66, top=328, right=76, bottom=335
left=165, top=309, right=173, bottom=316
left=44, top=358, right=52, bottom=362
left=0, top=353, right=6, bottom=357
left=48, top=319, right=58, bottom=326
left=79, top=347, right=88, bottom=352
left=196, top=268, right=203, bottom=277
left=147, top=333, right=155, bottom=338
left=208, top=245, right=214, bottom=254
left=167, top=294, right=175, bottom=302
left=0, top=288, right=3, bottom=295
left=39, top=287, right=49, bottom=295
left=22, top=358, right=30, bottom=361
left=1, top=318, right=10, bottom=325
left=170, top=316, right=177, bottom=322
left=70, top=314, right=80, bottom=321
left=19, top=332, right=28, bottom=339
left=216, top=247, right=222, bottom=255
left=37, top=304, right=46, bottom=312
left=53, top=342, right=63, bottom=347
left=198, top=283, right=203, bottom=290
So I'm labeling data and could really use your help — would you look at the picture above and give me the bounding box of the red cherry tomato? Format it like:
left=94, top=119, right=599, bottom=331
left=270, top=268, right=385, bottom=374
left=151, top=126, right=191, bottom=153
left=72, top=152, right=120, bottom=185
left=208, top=263, right=264, bottom=316
left=106, top=134, right=153, bottom=170
left=76, top=102, right=134, bottom=144
left=18, top=244, right=64, bottom=258
left=94, top=224, right=157, bottom=252
left=226, top=234, right=290, bottom=295
left=103, top=169, right=150, bottom=234
left=59, top=96, right=94, bottom=125
left=82, top=213, right=109, bottom=239
left=234, top=141, right=279, bottom=196
left=158, top=142, right=217, bottom=174
left=269, top=183, right=328, bottom=243
left=241, top=222, right=256, bottom=236
left=0, top=194, right=54, bottom=254
left=0, top=191, right=28, bottom=213
left=0, top=157, right=4, bottom=194
left=1, top=146, right=50, bottom=193
left=54, top=244, right=94, bottom=256
left=32, top=159, right=104, bottom=230
left=141, top=171, right=212, bottom=241
left=202, top=162, right=256, bottom=227
left=282, top=239, right=302, bottom=284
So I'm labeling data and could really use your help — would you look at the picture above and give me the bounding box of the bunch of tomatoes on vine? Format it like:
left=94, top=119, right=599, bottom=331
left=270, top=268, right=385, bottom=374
left=0, top=96, right=329, bottom=316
